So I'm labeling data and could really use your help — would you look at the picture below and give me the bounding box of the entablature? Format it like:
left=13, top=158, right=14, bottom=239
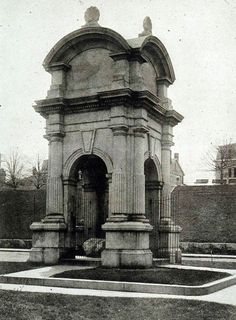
left=34, top=89, right=183, bottom=127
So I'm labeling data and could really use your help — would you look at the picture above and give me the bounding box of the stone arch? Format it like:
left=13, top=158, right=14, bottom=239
left=141, top=36, right=175, bottom=84
left=63, top=147, right=113, bottom=180
left=144, top=152, right=163, bottom=182
left=44, top=27, right=130, bottom=68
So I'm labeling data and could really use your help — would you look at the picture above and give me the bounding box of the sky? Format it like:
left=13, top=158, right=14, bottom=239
left=0, top=0, right=236, bottom=184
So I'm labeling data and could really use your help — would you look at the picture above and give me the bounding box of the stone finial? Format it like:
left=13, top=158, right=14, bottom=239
left=83, top=6, right=100, bottom=27
left=139, top=16, right=152, bottom=37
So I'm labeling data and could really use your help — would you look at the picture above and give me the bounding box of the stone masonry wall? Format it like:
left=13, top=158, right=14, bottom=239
left=172, top=185, right=236, bottom=243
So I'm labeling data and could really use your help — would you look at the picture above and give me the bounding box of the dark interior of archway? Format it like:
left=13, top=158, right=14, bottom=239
left=144, top=158, right=160, bottom=257
left=74, top=155, right=108, bottom=250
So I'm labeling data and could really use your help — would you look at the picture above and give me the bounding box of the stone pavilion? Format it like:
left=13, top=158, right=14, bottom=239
left=29, top=7, right=183, bottom=267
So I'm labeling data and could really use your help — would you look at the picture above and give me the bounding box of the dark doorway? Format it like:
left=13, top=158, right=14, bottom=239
left=74, top=155, right=108, bottom=252
left=144, top=158, right=160, bottom=257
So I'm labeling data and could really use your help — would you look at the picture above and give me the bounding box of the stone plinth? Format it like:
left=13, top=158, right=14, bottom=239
left=29, top=218, right=67, bottom=264
left=158, top=220, right=182, bottom=264
left=101, top=221, right=153, bottom=268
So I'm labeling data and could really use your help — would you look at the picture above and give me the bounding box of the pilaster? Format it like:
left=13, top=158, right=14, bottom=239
left=46, top=62, right=71, bottom=98
left=129, top=54, right=147, bottom=91
left=110, top=53, right=129, bottom=89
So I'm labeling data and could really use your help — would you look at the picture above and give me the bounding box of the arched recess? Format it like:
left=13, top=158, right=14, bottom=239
left=144, top=152, right=163, bottom=182
left=63, top=148, right=113, bottom=255
left=144, top=155, right=163, bottom=257
left=63, top=147, right=113, bottom=181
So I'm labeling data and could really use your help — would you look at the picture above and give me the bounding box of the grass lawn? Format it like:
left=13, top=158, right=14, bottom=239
left=0, top=262, right=40, bottom=275
left=0, top=290, right=235, bottom=320
left=52, top=267, right=230, bottom=286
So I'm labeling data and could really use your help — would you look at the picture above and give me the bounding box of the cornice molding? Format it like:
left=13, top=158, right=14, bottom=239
left=33, top=89, right=183, bottom=126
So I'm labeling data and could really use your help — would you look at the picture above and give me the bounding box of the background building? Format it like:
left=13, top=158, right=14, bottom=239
left=170, top=153, right=184, bottom=188
left=214, top=143, right=236, bottom=184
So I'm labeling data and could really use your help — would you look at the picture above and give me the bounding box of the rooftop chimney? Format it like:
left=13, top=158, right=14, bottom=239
left=174, top=153, right=179, bottom=161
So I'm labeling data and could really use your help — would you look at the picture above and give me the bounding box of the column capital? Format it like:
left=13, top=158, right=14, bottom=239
left=161, top=140, right=174, bottom=149
left=156, top=77, right=171, bottom=87
left=110, top=125, right=129, bottom=136
left=44, top=132, right=65, bottom=143
left=133, top=126, right=149, bottom=137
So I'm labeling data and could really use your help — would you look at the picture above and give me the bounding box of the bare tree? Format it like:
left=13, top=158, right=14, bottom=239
left=205, top=141, right=233, bottom=184
left=31, top=155, right=47, bottom=189
left=4, top=150, right=24, bottom=189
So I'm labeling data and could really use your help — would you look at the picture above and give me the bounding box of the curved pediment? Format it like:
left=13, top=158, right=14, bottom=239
left=44, top=26, right=175, bottom=84
left=128, top=35, right=175, bottom=84
left=43, top=27, right=131, bottom=69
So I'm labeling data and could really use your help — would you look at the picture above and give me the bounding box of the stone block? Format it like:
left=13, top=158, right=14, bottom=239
left=32, top=231, right=60, bottom=248
left=102, top=221, right=153, bottom=268
left=44, top=248, right=61, bottom=265
left=101, top=249, right=153, bottom=268
left=120, top=250, right=153, bottom=268
left=29, top=248, right=44, bottom=263
left=101, top=249, right=120, bottom=267
left=105, top=231, right=149, bottom=250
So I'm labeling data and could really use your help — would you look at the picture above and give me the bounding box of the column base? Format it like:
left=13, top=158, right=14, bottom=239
left=29, top=219, right=68, bottom=265
left=101, top=221, right=153, bottom=268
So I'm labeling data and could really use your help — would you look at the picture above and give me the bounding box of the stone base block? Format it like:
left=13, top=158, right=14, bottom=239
left=29, top=220, right=69, bottom=265
left=29, top=247, right=67, bottom=265
left=170, top=249, right=182, bottom=264
left=102, top=220, right=153, bottom=268
left=101, top=249, right=153, bottom=268
left=158, top=219, right=182, bottom=264
left=29, top=248, right=44, bottom=263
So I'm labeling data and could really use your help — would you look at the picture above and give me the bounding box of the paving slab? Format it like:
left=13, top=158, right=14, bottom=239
left=0, top=282, right=235, bottom=306
left=1, top=264, right=236, bottom=297
left=0, top=250, right=235, bottom=305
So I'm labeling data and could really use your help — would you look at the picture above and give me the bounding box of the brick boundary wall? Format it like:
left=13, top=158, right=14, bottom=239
left=0, top=187, right=235, bottom=251
left=172, top=185, right=236, bottom=244
left=0, top=190, right=46, bottom=241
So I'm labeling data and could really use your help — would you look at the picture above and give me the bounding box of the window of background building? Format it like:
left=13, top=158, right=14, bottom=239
left=228, top=168, right=232, bottom=177
left=234, top=168, right=236, bottom=178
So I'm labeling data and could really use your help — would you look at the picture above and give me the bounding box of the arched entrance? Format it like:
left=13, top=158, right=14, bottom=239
left=67, top=154, right=109, bottom=254
left=144, top=158, right=162, bottom=257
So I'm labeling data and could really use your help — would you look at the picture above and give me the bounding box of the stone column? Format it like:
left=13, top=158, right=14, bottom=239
left=160, top=132, right=173, bottom=222
left=101, top=124, right=153, bottom=268
left=29, top=119, right=67, bottom=264
left=158, top=124, right=182, bottom=263
left=109, top=125, right=129, bottom=220
left=132, top=127, right=148, bottom=221
left=45, top=132, right=64, bottom=220
left=106, top=173, right=113, bottom=218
